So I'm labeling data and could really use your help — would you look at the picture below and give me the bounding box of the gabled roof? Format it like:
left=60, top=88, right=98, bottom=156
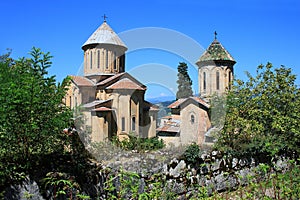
left=82, top=99, right=112, bottom=108
left=197, top=39, right=235, bottom=64
left=168, top=96, right=209, bottom=109
left=97, top=72, right=126, bottom=86
left=82, top=21, right=127, bottom=50
left=70, top=75, right=95, bottom=87
left=106, top=78, right=146, bottom=90
left=97, top=72, right=147, bottom=90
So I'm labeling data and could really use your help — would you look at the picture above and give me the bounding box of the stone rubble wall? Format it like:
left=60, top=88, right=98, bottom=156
left=4, top=150, right=290, bottom=199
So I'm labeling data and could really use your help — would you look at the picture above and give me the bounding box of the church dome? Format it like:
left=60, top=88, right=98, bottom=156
left=82, top=21, right=127, bottom=50
left=196, top=39, right=235, bottom=65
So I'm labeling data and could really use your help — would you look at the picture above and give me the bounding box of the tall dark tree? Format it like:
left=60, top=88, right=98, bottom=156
left=176, top=62, right=193, bottom=99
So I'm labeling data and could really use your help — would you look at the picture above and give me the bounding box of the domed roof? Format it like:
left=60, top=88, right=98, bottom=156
left=196, top=39, right=235, bottom=64
left=82, top=21, right=127, bottom=50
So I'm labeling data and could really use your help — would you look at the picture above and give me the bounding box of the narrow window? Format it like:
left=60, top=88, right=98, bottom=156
left=228, top=71, right=231, bottom=90
left=84, top=52, right=87, bottom=69
left=106, top=51, right=109, bottom=69
left=203, top=72, right=206, bottom=91
left=90, top=51, right=93, bottom=69
left=216, top=71, right=220, bottom=90
left=69, top=96, right=72, bottom=108
left=121, top=117, right=125, bottom=131
left=113, top=51, right=117, bottom=70
left=97, top=50, right=100, bottom=69
left=102, top=51, right=105, bottom=68
left=191, top=114, right=195, bottom=124
left=132, top=116, right=136, bottom=131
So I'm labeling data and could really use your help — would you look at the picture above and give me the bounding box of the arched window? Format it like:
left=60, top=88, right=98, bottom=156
left=191, top=114, right=195, bottom=124
left=203, top=72, right=206, bottom=91
left=90, top=51, right=93, bottom=69
left=97, top=50, right=100, bottom=69
left=216, top=71, right=220, bottom=90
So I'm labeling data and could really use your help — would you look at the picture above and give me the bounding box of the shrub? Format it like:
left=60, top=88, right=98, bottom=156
left=183, top=143, right=202, bottom=165
left=111, top=134, right=165, bottom=152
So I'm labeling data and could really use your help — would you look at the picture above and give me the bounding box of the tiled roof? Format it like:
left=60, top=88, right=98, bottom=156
left=168, top=98, right=186, bottom=109
left=168, top=96, right=209, bottom=109
left=97, top=72, right=126, bottom=86
left=161, top=115, right=181, bottom=120
left=91, top=107, right=113, bottom=112
left=82, top=99, right=112, bottom=108
left=106, top=78, right=146, bottom=90
left=197, top=39, right=235, bottom=63
left=157, top=115, right=181, bottom=133
left=70, top=75, right=95, bottom=86
left=190, top=97, right=210, bottom=108
left=157, top=124, right=180, bottom=133
left=82, top=21, right=127, bottom=49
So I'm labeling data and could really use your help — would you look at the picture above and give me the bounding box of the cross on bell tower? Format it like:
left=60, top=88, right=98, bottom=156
left=102, top=14, right=108, bottom=22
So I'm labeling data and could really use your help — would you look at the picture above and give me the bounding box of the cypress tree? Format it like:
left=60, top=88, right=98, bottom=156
left=176, top=62, right=193, bottom=99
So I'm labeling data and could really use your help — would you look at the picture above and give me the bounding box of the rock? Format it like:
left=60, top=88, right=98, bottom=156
left=232, top=158, right=239, bottom=169
left=5, top=176, right=45, bottom=200
left=169, top=160, right=186, bottom=178
left=236, top=168, right=254, bottom=186
left=211, top=150, right=218, bottom=157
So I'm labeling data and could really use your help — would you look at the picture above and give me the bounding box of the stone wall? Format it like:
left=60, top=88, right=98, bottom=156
left=4, top=149, right=290, bottom=199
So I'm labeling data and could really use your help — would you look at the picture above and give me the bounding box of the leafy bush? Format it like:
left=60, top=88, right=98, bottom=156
left=111, top=134, right=165, bottom=152
left=0, top=48, right=72, bottom=188
left=183, top=143, right=202, bottom=165
left=215, top=63, right=300, bottom=160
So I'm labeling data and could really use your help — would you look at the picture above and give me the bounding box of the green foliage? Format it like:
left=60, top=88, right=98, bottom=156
left=111, top=135, right=165, bottom=152
left=183, top=143, right=202, bottom=165
left=0, top=48, right=12, bottom=63
left=42, top=172, right=90, bottom=199
left=0, top=47, right=72, bottom=188
left=176, top=62, right=193, bottom=99
left=210, top=94, right=227, bottom=129
left=215, top=63, right=300, bottom=160
left=210, top=160, right=300, bottom=199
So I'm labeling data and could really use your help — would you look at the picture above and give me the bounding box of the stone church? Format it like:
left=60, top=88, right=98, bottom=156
left=65, top=20, right=158, bottom=142
left=157, top=35, right=236, bottom=146
left=65, top=19, right=236, bottom=146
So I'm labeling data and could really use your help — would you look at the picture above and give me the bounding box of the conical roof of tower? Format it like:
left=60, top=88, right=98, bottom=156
left=197, top=39, right=235, bottom=64
left=82, top=21, right=127, bottom=50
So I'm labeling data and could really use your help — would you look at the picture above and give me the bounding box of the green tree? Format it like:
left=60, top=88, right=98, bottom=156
left=215, top=63, right=300, bottom=160
left=0, top=48, right=12, bottom=63
left=176, top=62, right=193, bottom=99
left=0, top=47, right=72, bottom=186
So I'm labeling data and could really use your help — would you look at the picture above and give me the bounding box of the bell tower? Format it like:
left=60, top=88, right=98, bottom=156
left=196, top=33, right=236, bottom=98
left=81, top=18, right=127, bottom=78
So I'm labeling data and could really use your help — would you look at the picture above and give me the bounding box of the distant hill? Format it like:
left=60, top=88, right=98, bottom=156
left=146, top=95, right=176, bottom=104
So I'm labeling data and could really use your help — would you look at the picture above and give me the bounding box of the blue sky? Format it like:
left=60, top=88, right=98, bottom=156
left=1, top=0, right=299, bottom=99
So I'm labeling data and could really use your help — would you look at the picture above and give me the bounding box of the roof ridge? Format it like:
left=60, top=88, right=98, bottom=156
left=70, top=75, right=95, bottom=86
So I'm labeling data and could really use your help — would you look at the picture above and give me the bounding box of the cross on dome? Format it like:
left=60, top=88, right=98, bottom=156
left=102, top=14, right=108, bottom=22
